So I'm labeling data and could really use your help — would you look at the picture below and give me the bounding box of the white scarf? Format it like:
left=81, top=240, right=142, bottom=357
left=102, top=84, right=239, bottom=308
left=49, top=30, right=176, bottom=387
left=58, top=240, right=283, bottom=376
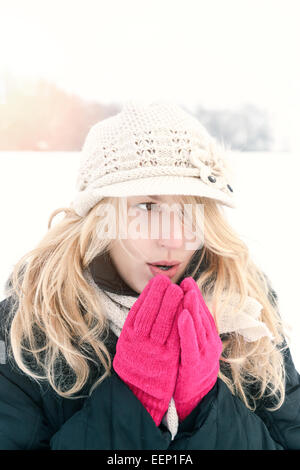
left=83, top=268, right=273, bottom=440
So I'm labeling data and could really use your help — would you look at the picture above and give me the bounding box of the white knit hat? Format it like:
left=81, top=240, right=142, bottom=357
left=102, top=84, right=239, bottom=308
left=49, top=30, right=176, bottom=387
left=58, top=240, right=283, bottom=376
left=70, top=100, right=235, bottom=217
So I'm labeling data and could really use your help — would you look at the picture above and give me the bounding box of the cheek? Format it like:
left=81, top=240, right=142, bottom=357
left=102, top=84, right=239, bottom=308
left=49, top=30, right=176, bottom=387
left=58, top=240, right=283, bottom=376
left=124, top=238, right=154, bottom=272
left=125, top=236, right=154, bottom=258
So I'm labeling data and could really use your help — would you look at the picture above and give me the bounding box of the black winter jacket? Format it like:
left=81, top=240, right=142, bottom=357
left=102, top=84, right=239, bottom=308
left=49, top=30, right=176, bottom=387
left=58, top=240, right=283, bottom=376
left=0, top=295, right=300, bottom=450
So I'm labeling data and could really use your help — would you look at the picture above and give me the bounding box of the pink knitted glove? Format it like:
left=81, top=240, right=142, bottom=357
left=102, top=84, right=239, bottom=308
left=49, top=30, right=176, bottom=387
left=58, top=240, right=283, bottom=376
left=174, top=277, right=223, bottom=421
left=113, top=274, right=184, bottom=426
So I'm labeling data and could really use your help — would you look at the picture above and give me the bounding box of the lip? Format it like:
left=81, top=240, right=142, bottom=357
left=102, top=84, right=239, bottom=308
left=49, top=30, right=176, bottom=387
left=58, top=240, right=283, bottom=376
left=147, top=262, right=181, bottom=278
left=148, top=260, right=181, bottom=266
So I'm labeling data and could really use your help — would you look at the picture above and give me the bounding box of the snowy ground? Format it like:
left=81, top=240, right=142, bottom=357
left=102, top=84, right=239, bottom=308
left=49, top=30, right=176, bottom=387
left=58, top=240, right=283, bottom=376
left=0, top=150, right=299, bottom=370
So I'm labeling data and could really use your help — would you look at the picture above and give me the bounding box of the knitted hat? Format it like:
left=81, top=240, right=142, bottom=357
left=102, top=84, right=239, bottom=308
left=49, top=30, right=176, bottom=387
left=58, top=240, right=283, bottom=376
left=70, top=100, right=235, bottom=217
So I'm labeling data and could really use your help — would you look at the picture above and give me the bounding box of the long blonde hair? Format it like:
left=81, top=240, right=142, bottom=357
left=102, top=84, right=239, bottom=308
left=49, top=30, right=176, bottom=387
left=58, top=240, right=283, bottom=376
left=5, top=194, right=287, bottom=409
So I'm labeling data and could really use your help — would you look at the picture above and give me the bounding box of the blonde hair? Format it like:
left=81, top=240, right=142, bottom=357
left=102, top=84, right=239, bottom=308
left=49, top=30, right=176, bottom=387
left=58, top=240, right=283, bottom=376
left=5, top=194, right=287, bottom=410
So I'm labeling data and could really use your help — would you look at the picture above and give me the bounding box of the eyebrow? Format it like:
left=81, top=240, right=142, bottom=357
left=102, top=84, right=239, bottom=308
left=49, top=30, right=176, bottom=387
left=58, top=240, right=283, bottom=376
left=129, top=195, right=176, bottom=204
left=130, top=195, right=161, bottom=201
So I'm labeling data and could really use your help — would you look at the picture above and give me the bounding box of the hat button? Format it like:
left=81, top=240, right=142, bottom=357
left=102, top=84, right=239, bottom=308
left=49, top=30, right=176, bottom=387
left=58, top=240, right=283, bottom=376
left=208, top=175, right=216, bottom=183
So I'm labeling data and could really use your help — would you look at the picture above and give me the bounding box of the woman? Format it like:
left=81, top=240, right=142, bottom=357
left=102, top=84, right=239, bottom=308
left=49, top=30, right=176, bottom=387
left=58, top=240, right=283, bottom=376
left=0, top=101, right=299, bottom=450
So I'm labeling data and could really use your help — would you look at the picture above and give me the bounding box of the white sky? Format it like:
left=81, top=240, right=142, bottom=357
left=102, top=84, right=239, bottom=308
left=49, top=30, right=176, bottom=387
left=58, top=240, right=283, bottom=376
left=0, top=0, right=300, bottom=150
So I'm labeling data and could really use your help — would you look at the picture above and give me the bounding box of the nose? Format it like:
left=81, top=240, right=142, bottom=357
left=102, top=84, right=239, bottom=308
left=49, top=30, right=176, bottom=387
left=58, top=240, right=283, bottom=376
left=157, top=210, right=184, bottom=249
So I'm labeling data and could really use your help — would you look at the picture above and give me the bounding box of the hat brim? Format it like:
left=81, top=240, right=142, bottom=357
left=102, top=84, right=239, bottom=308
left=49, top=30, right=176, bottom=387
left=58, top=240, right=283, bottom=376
left=71, top=175, right=235, bottom=217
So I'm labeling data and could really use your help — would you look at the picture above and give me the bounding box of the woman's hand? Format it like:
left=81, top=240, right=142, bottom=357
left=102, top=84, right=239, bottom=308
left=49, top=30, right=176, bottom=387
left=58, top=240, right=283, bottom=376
left=113, top=274, right=184, bottom=426
left=174, top=277, right=223, bottom=421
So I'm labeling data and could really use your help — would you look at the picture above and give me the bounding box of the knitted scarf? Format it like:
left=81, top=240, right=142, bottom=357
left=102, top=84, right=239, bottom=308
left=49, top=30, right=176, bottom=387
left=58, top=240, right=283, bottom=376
left=83, top=267, right=273, bottom=440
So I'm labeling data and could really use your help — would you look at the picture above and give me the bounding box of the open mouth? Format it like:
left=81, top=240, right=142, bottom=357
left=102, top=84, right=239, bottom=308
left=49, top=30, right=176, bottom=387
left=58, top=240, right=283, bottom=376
left=147, top=262, right=181, bottom=278
left=152, top=265, right=174, bottom=271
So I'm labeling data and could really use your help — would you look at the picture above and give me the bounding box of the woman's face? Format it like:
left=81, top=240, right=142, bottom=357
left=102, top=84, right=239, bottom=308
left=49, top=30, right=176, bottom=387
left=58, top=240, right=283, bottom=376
left=109, top=195, right=202, bottom=294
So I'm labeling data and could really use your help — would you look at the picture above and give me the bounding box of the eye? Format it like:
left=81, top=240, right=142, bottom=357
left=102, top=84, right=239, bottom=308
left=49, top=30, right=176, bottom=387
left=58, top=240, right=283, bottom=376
left=136, top=202, right=159, bottom=212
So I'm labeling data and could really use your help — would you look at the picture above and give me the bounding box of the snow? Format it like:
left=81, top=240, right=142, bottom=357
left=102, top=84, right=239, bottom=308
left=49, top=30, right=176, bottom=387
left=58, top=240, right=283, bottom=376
left=0, top=150, right=299, bottom=370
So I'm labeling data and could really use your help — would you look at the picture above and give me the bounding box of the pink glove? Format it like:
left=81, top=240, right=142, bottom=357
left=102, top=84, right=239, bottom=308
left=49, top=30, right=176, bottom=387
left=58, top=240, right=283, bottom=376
left=174, top=277, right=223, bottom=421
left=113, top=274, right=184, bottom=426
